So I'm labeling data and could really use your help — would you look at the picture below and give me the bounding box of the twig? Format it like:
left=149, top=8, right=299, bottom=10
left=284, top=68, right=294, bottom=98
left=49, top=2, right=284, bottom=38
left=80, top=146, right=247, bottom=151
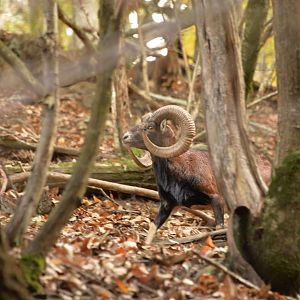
left=128, top=82, right=160, bottom=109
left=181, top=207, right=215, bottom=226
left=156, top=228, right=227, bottom=245
left=0, top=165, right=8, bottom=194
left=0, top=135, right=80, bottom=156
left=246, top=91, right=278, bottom=108
left=192, top=250, right=259, bottom=290
left=149, top=92, right=187, bottom=105
left=57, top=5, right=95, bottom=54
left=136, top=282, right=159, bottom=296
left=0, top=39, right=45, bottom=97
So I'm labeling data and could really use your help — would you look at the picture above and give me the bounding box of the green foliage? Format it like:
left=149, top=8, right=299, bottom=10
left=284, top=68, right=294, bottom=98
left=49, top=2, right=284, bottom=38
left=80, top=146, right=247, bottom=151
left=21, top=254, right=46, bottom=293
left=181, top=25, right=196, bottom=61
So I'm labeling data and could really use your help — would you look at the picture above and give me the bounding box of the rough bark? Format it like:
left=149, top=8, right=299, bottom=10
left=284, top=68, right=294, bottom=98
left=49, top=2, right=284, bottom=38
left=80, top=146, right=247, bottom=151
left=0, top=228, right=31, bottom=300
left=195, top=0, right=265, bottom=285
left=6, top=0, right=59, bottom=246
left=113, top=37, right=131, bottom=153
left=234, top=151, right=300, bottom=295
left=24, top=0, right=128, bottom=258
left=232, top=1, right=300, bottom=294
left=241, top=0, right=269, bottom=99
left=273, top=0, right=300, bottom=166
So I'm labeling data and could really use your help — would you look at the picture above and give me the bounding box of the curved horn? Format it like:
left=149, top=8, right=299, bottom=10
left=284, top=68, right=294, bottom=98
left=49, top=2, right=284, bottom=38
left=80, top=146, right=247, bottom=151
left=126, top=146, right=152, bottom=169
left=142, top=105, right=195, bottom=158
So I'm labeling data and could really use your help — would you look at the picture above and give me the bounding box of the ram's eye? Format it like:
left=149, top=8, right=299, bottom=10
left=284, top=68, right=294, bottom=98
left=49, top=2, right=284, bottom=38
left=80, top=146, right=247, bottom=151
left=147, top=125, right=154, bottom=130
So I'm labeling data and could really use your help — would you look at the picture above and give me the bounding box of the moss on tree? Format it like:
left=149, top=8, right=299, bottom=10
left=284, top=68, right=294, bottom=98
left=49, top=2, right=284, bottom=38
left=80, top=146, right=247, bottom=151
left=234, top=151, right=300, bottom=295
left=20, top=254, right=45, bottom=294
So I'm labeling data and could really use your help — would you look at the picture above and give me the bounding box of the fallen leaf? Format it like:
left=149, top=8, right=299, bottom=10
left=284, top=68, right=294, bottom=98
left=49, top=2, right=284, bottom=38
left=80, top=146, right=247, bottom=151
left=115, top=279, right=129, bottom=294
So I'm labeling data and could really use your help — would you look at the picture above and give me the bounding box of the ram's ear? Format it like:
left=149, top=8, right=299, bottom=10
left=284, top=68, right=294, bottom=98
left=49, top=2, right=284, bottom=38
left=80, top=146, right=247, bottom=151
left=160, top=119, right=168, bottom=132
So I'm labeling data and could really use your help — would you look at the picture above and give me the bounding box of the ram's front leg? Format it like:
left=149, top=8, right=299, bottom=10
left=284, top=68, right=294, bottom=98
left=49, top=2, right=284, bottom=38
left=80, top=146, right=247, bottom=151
left=145, top=201, right=174, bottom=244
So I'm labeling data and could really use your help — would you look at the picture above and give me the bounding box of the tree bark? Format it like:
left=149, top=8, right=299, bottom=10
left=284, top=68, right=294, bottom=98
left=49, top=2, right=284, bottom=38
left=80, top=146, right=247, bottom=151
left=0, top=228, right=31, bottom=300
left=195, top=0, right=265, bottom=285
left=273, top=0, right=300, bottom=166
left=241, top=0, right=269, bottom=99
left=6, top=0, right=59, bottom=247
left=113, top=36, right=131, bottom=152
left=24, top=0, right=128, bottom=258
left=232, top=1, right=300, bottom=294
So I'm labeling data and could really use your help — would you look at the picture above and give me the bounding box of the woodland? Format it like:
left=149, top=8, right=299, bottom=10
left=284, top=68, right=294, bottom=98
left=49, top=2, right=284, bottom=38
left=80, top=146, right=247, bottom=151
left=0, top=0, right=299, bottom=299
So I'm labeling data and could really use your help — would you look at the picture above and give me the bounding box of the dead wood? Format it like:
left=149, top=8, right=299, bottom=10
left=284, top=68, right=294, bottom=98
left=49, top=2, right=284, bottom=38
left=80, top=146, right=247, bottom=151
left=8, top=171, right=215, bottom=225
left=157, top=228, right=227, bottom=245
left=0, top=135, right=80, bottom=157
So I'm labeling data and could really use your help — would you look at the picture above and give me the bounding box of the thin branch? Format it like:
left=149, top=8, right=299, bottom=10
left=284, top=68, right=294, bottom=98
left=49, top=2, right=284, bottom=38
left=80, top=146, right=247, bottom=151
left=0, top=165, right=8, bottom=194
left=149, top=92, right=187, bottom=105
left=128, top=82, right=160, bottom=109
left=192, top=250, right=259, bottom=290
left=57, top=5, right=96, bottom=54
left=246, top=91, right=278, bottom=108
left=157, top=228, right=226, bottom=245
left=0, top=135, right=80, bottom=156
left=0, top=39, right=45, bottom=97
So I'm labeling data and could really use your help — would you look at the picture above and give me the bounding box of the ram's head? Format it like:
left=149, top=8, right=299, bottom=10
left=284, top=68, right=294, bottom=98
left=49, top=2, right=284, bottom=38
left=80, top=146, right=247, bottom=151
left=122, top=105, right=196, bottom=168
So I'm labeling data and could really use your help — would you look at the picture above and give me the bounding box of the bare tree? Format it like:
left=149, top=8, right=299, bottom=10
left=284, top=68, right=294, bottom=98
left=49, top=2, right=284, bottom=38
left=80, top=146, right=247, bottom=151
left=6, top=0, right=59, bottom=246
left=273, top=0, right=300, bottom=166
left=195, top=0, right=300, bottom=294
left=241, top=0, right=269, bottom=99
left=23, top=0, right=128, bottom=272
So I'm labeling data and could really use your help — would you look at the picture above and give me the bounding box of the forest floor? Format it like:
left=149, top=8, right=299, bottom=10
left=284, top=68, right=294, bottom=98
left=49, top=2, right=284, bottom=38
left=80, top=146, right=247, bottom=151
left=0, top=81, right=286, bottom=300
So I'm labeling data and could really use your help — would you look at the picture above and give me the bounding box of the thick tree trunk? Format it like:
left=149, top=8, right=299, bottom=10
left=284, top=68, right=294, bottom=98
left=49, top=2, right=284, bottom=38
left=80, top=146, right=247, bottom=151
left=273, top=0, right=300, bottom=166
left=241, top=0, right=269, bottom=99
left=0, top=228, right=31, bottom=300
left=6, top=0, right=59, bottom=246
left=233, top=1, right=300, bottom=295
left=195, top=0, right=266, bottom=285
left=24, top=0, right=128, bottom=258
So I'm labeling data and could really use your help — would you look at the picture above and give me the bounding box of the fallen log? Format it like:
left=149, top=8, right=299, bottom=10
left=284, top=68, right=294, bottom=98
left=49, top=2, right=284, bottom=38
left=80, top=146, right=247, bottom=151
left=8, top=171, right=215, bottom=225
left=4, top=159, right=157, bottom=189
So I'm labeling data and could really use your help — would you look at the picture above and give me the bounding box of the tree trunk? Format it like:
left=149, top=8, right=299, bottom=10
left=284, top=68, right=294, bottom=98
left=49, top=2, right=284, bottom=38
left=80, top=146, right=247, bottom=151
left=233, top=1, right=300, bottom=295
left=113, top=39, right=131, bottom=153
left=6, top=0, right=59, bottom=247
left=195, top=0, right=265, bottom=285
left=273, top=0, right=300, bottom=166
left=0, top=228, right=31, bottom=300
left=241, top=0, right=269, bottom=99
left=196, top=0, right=300, bottom=294
left=24, top=0, right=128, bottom=258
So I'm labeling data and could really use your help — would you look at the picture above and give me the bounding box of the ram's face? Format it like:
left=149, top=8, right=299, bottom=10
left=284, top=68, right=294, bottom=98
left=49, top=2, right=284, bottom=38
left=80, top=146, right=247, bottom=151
left=122, top=113, right=165, bottom=149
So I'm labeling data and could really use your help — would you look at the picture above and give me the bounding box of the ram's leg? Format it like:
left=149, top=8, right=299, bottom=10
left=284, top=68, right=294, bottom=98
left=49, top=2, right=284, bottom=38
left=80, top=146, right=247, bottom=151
left=211, top=196, right=224, bottom=228
left=145, top=202, right=174, bottom=244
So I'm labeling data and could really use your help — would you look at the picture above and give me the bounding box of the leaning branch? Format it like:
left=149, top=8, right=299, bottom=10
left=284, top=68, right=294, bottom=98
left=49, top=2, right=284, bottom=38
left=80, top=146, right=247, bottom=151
left=0, top=39, right=45, bottom=97
left=192, top=250, right=259, bottom=290
left=0, top=135, right=80, bottom=156
left=57, top=5, right=96, bottom=54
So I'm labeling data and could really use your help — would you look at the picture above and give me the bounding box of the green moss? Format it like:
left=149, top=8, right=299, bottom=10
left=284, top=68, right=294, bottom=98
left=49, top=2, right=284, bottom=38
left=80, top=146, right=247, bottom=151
left=235, top=151, right=300, bottom=295
left=269, top=150, right=300, bottom=209
left=260, top=151, right=300, bottom=294
left=21, top=254, right=45, bottom=293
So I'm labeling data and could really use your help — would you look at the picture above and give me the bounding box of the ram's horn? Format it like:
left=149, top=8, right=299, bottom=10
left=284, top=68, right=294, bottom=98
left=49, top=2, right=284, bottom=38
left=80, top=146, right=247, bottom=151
left=142, top=105, right=195, bottom=158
